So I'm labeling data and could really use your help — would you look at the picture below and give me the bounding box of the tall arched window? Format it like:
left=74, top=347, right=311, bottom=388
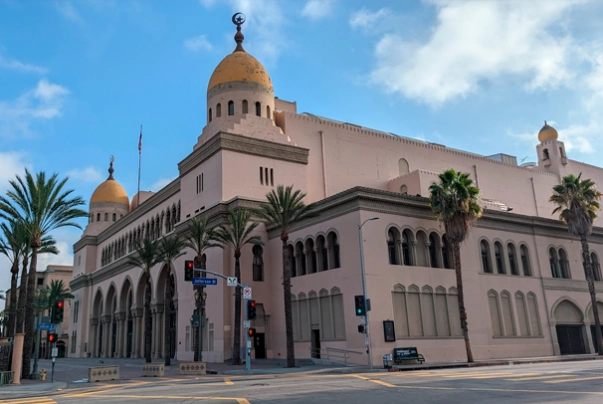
left=387, top=228, right=401, bottom=265
left=252, top=245, right=264, bottom=281
left=287, top=244, right=296, bottom=277
left=216, top=103, right=222, bottom=117
left=559, top=249, right=570, bottom=279
left=208, top=108, right=212, bottom=122
left=112, top=213, right=117, bottom=222
left=327, top=232, right=340, bottom=268
left=481, top=240, right=492, bottom=273
left=543, top=148, right=550, bottom=159
left=549, top=248, right=560, bottom=278
left=494, top=242, right=505, bottom=274
left=104, top=213, right=109, bottom=221
left=266, top=105, right=271, bottom=119
left=441, top=235, right=452, bottom=269
left=242, top=100, right=248, bottom=114
left=228, top=100, right=234, bottom=116
left=428, top=234, right=439, bottom=268
left=507, top=243, right=519, bottom=275
left=402, top=230, right=412, bottom=266
left=255, top=101, right=261, bottom=116
left=592, top=253, right=602, bottom=282
left=398, top=158, right=409, bottom=176
left=520, top=245, right=531, bottom=276
left=97, top=213, right=101, bottom=222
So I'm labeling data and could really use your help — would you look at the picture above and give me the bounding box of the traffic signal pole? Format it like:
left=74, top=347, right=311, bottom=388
left=245, top=291, right=250, bottom=371
left=358, top=221, right=372, bottom=369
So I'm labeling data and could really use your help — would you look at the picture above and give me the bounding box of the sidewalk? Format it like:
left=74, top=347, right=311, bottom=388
left=2, top=354, right=602, bottom=398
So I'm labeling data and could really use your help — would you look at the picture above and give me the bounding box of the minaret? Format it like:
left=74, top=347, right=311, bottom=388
left=536, top=121, right=568, bottom=177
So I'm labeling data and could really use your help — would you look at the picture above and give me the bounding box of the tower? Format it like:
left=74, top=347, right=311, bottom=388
left=536, top=121, right=568, bottom=176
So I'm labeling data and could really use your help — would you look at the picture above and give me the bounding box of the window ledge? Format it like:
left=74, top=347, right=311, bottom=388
left=480, top=272, right=533, bottom=278
left=395, top=336, right=464, bottom=340
left=492, top=335, right=544, bottom=339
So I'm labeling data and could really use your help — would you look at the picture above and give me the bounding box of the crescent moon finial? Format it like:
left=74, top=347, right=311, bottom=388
left=232, top=13, right=246, bottom=52
left=232, top=12, right=246, bottom=27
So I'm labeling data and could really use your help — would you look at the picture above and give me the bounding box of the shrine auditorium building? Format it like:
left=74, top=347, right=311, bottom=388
left=68, top=19, right=603, bottom=365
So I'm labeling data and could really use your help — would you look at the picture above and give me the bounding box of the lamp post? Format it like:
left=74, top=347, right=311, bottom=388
left=358, top=216, right=379, bottom=369
left=194, top=289, right=208, bottom=362
left=32, top=288, right=50, bottom=379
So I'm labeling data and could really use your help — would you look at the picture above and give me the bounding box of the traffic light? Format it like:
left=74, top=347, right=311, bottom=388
left=247, top=300, right=256, bottom=320
left=47, top=333, right=58, bottom=344
left=51, top=300, right=64, bottom=323
left=248, top=328, right=256, bottom=338
left=184, top=260, right=194, bottom=282
left=354, top=295, right=366, bottom=316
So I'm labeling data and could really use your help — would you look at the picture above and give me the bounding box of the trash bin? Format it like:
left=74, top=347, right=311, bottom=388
left=383, top=354, right=393, bottom=369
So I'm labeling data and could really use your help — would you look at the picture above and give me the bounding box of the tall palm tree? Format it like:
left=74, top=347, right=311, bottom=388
left=183, top=217, right=221, bottom=361
left=46, top=279, right=75, bottom=308
left=157, top=236, right=186, bottom=366
left=0, top=169, right=86, bottom=378
left=127, top=238, right=161, bottom=363
left=254, top=185, right=317, bottom=368
left=550, top=173, right=603, bottom=354
left=429, top=169, right=482, bottom=363
left=215, top=208, right=263, bottom=365
left=0, top=220, right=25, bottom=338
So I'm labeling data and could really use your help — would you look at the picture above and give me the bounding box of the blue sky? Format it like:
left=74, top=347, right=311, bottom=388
left=1, top=0, right=603, bottom=294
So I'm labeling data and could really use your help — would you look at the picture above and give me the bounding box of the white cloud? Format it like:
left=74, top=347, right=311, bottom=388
left=367, top=1, right=579, bottom=106
left=151, top=177, right=174, bottom=192
left=301, top=0, right=335, bottom=20
left=0, top=54, right=47, bottom=74
left=66, top=167, right=104, bottom=183
left=199, top=0, right=216, bottom=6
left=55, top=1, right=84, bottom=24
left=0, top=79, right=69, bottom=138
left=0, top=151, right=29, bottom=193
left=37, top=228, right=81, bottom=272
left=349, top=7, right=389, bottom=30
left=184, top=35, right=213, bottom=52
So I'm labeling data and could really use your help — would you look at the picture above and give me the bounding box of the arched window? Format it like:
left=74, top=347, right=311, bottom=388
left=316, top=235, right=327, bottom=271
left=305, top=239, right=316, bottom=274
left=402, top=230, right=412, bottom=266
left=481, top=240, right=492, bottom=273
left=252, top=245, right=264, bottom=281
left=494, top=242, right=505, bottom=274
left=287, top=245, right=296, bottom=277
left=520, top=245, right=531, bottom=276
left=266, top=105, right=271, bottom=119
left=228, top=100, right=234, bottom=116
left=441, top=235, right=452, bottom=269
left=112, top=213, right=117, bottom=222
left=559, top=147, right=565, bottom=158
left=387, top=228, right=401, bottom=265
left=104, top=213, right=109, bottom=222
left=543, top=148, right=550, bottom=159
left=327, top=232, right=340, bottom=268
left=242, top=100, right=248, bottom=114
left=559, top=249, right=570, bottom=279
left=549, top=247, right=560, bottom=278
left=507, top=243, right=519, bottom=275
left=208, top=108, right=212, bottom=122
left=428, top=233, right=439, bottom=268
left=97, top=213, right=101, bottom=222
left=398, top=158, right=409, bottom=176
left=295, top=242, right=305, bottom=276
left=592, top=253, right=602, bottom=282
left=255, top=101, right=261, bottom=116
left=216, top=103, right=222, bottom=117
left=400, top=185, right=408, bottom=195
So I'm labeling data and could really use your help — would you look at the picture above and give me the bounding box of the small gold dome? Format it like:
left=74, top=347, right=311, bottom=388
left=538, top=121, right=558, bottom=142
left=90, top=159, right=129, bottom=205
left=207, top=51, right=273, bottom=93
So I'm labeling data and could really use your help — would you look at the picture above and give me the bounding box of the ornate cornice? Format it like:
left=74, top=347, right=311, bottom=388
left=542, top=277, right=603, bottom=293
left=70, top=274, right=92, bottom=292
left=178, top=132, right=308, bottom=177
left=74, top=235, right=98, bottom=251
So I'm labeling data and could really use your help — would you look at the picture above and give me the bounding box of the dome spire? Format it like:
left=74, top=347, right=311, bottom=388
left=108, top=155, right=115, bottom=180
left=232, top=12, right=246, bottom=52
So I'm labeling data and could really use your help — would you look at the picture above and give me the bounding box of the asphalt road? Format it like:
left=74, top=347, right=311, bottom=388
left=4, top=360, right=603, bottom=404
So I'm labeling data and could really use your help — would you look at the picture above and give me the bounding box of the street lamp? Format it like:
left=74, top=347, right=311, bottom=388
left=358, top=216, right=379, bottom=369
left=32, top=288, right=50, bottom=379
left=194, top=289, right=208, bottom=362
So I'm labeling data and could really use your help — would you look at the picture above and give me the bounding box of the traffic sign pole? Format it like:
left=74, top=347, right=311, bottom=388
left=245, top=287, right=251, bottom=371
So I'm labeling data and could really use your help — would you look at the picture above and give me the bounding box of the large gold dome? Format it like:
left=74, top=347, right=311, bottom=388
left=207, top=51, right=273, bottom=93
left=538, top=121, right=559, bottom=142
left=90, top=161, right=129, bottom=205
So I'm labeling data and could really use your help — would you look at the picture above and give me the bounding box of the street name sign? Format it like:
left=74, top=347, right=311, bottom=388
left=227, top=277, right=238, bottom=287
left=192, top=277, right=218, bottom=286
left=38, top=323, right=55, bottom=331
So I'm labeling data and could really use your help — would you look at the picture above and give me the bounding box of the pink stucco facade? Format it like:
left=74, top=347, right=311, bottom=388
left=68, top=27, right=603, bottom=366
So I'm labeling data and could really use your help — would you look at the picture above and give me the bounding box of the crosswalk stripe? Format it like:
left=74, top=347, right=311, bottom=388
left=506, top=374, right=572, bottom=381
left=469, top=373, right=538, bottom=379
left=545, top=375, right=603, bottom=384
left=443, top=372, right=513, bottom=378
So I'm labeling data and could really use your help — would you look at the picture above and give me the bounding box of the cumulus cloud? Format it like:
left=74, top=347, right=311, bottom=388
left=0, top=151, right=29, bottom=193
left=151, top=177, right=174, bottom=192
left=301, top=0, right=336, bottom=20
left=37, top=228, right=82, bottom=272
left=0, top=79, right=69, bottom=138
left=349, top=7, right=390, bottom=31
left=0, top=54, right=47, bottom=74
left=184, top=35, right=213, bottom=52
left=66, top=167, right=104, bottom=183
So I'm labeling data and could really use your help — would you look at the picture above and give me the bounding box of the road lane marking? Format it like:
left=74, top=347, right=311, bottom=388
left=224, top=377, right=234, bottom=385
left=350, top=374, right=370, bottom=380
left=62, top=393, right=253, bottom=401
left=0, top=399, right=56, bottom=404
left=236, top=399, right=251, bottom=404
left=545, top=375, right=603, bottom=384
left=469, top=373, right=538, bottom=379
left=392, top=384, right=603, bottom=395
left=370, top=379, right=397, bottom=388
left=506, top=375, right=572, bottom=381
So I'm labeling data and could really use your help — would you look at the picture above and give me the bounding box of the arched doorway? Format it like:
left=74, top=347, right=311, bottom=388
left=554, top=300, right=586, bottom=355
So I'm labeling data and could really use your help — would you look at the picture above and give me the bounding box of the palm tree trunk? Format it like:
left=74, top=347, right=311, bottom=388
left=22, top=247, right=38, bottom=379
left=452, top=242, right=474, bottom=363
left=582, top=238, right=603, bottom=355
left=282, top=237, right=295, bottom=368
left=15, top=254, right=29, bottom=334
left=232, top=252, right=242, bottom=365
left=7, top=263, right=19, bottom=338
left=144, top=280, right=152, bottom=363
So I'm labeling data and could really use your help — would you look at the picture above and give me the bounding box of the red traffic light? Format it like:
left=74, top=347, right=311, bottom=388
left=57, top=301, right=64, bottom=309
left=186, top=261, right=193, bottom=269
left=47, top=333, right=58, bottom=343
left=250, top=301, right=256, bottom=308
left=248, top=328, right=256, bottom=337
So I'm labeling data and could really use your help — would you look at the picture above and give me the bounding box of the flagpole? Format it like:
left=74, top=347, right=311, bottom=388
left=138, top=125, right=142, bottom=204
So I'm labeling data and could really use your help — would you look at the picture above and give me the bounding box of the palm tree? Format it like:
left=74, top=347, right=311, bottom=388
left=183, top=217, right=221, bottom=361
left=215, top=208, right=263, bottom=365
left=127, top=238, right=161, bottom=363
left=0, top=220, right=25, bottom=338
left=0, top=169, right=86, bottom=378
left=429, top=169, right=482, bottom=363
left=550, top=173, right=603, bottom=354
left=254, top=185, right=317, bottom=368
left=46, top=279, right=75, bottom=308
left=157, top=236, right=186, bottom=366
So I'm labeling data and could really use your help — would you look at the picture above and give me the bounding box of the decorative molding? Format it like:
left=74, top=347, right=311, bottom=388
left=542, top=278, right=603, bottom=293
left=207, top=80, right=272, bottom=99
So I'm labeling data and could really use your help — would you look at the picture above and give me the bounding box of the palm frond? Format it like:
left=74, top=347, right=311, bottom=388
left=128, top=238, right=161, bottom=275
left=214, top=208, right=264, bottom=252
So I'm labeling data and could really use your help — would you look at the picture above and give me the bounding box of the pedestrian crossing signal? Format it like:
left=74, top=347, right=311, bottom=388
left=47, top=333, right=58, bottom=343
left=248, top=328, right=256, bottom=337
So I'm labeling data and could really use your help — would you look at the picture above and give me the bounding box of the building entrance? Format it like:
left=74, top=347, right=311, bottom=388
left=311, top=330, right=321, bottom=358
left=254, top=333, right=266, bottom=359
left=556, top=326, right=585, bottom=355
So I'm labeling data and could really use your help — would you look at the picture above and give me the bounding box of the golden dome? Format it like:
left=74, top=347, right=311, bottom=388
left=90, top=160, right=129, bottom=205
left=538, top=121, right=559, bottom=142
left=207, top=51, right=273, bottom=92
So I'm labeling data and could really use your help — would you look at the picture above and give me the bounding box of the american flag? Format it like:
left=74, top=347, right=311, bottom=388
left=138, top=125, right=142, bottom=154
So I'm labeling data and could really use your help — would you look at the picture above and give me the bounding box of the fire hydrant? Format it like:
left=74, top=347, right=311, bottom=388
left=40, top=369, right=47, bottom=381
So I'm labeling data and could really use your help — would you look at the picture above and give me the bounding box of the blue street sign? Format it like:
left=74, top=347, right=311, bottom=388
left=38, top=323, right=55, bottom=330
left=192, top=277, right=218, bottom=286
